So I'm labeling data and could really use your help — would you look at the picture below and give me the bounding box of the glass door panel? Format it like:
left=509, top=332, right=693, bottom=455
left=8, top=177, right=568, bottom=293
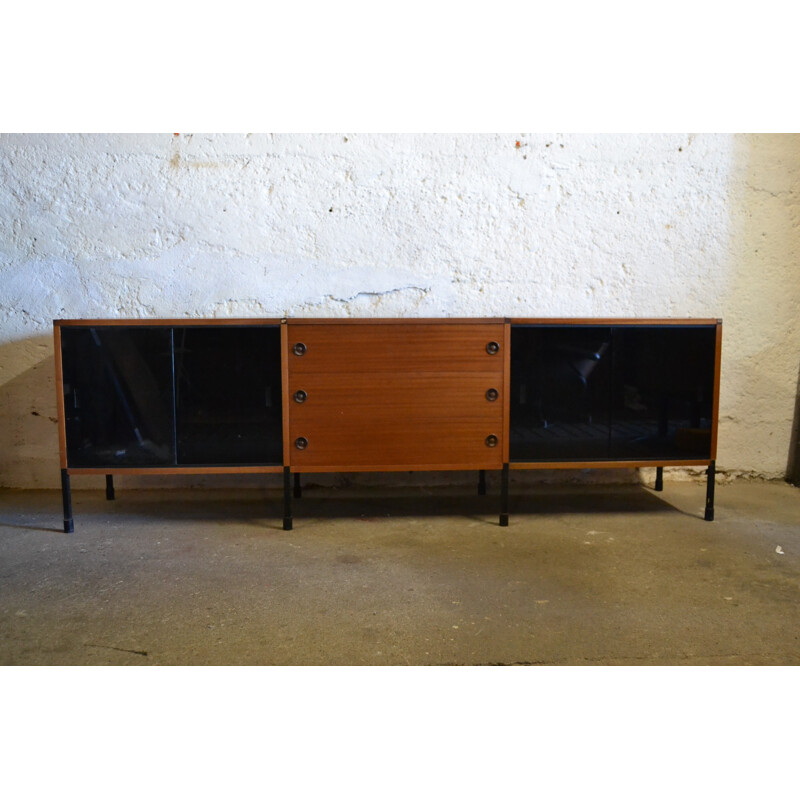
left=174, top=326, right=282, bottom=465
left=609, top=326, right=716, bottom=460
left=510, top=326, right=613, bottom=461
left=60, top=327, right=176, bottom=467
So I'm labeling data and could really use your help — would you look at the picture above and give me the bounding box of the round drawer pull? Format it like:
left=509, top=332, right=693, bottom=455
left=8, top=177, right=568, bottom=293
left=486, top=388, right=499, bottom=402
left=293, top=389, right=307, bottom=404
left=486, top=341, right=500, bottom=355
left=485, top=434, right=498, bottom=448
left=293, top=342, right=307, bottom=356
left=295, top=437, right=309, bottom=450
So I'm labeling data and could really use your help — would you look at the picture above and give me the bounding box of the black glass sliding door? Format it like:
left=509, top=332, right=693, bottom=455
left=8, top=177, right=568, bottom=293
left=510, top=326, right=613, bottom=461
left=609, top=326, right=716, bottom=460
left=510, top=324, right=716, bottom=463
left=173, top=327, right=282, bottom=465
left=60, top=327, right=176, bottom=467
left=61, top=324, right=283, bottom=469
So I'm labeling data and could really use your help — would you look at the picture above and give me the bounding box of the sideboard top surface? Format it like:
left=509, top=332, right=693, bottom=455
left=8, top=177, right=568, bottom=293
left=53, top=318, right=284, bottom=327
left=53, top=317, right=722, bottom=327
left=511, top=318, right=721, bottom=326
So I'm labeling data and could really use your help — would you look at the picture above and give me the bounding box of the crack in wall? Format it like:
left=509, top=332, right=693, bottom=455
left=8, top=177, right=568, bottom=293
left=328, top=286, right=429, bottom=304
left=287, top=286, right=431, bottom=317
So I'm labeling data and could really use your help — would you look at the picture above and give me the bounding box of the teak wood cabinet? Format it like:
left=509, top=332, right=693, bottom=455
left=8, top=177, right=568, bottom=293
left=54, top=317, right=722, bottom=532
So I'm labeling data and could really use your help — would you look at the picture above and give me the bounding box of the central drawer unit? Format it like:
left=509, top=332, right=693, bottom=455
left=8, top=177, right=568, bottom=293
left=286, top=320, right=506, bottom=472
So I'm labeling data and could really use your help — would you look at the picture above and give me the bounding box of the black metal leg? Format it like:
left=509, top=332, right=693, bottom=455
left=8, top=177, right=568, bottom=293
left=655, top=466, right=663, bottom=492
left=478, top=470, right=486, bottom=496
left=105, top=474, right=115, bottom=501
left=499, top=463, right=509, bottom=527
left=283, top=467, right=293, bottom=531
left=704, top=460, right=716, bottom=521
left=61, top=469, right=74, bottom=533
left=294, top=472, right=302, bottom=499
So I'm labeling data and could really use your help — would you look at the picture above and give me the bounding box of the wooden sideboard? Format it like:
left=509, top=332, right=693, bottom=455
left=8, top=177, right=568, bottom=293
left=54, top=317, right=722, bottom=532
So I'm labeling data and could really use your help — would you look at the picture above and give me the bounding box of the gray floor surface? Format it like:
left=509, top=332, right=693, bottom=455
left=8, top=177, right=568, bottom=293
left=1, top=479, right=799, bottom=665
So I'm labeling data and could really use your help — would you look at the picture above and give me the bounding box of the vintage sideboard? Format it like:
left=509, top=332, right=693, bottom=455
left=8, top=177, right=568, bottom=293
left=54, top=317, right=722, bottom=532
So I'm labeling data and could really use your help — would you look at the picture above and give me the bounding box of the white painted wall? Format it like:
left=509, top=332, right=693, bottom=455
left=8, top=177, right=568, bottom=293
left=1, top=133, right=798, bottom=488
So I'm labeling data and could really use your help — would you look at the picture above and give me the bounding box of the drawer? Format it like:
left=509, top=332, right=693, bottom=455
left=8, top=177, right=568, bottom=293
left=288, top=373, right=504, bottom=414
left=289, top=418, right=504, bottom=470
left=286, top=322, right=506, bottom=375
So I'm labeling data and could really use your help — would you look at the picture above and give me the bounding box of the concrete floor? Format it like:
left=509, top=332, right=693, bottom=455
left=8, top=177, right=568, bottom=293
left=1, top=479, right=799, bottom=665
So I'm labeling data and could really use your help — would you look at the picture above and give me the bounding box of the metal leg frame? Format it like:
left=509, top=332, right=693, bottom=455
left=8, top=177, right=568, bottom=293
left=61, top=469, right=74, bottom=533
left=704, top=460, right=715, bottom=521
left=59, top=462, right=713, bottom=531
left=500, top=463, right=509, bottom=527
left=283, top=467, right=293, bottom=531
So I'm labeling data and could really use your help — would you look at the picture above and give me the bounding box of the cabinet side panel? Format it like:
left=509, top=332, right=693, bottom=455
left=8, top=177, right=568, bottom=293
left=502, top=321, right=511, bottom=463
left=281, top=321, right=291, bottom=468
left=711, top=321, right=722, bottom=459
left=53, top=323, right=68, bottom=469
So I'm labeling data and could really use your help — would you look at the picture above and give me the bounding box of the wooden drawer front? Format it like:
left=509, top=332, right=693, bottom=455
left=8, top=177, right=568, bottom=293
left=287, top=323, right=505, bottom=375
left=288, top=374, right=504, bottom=469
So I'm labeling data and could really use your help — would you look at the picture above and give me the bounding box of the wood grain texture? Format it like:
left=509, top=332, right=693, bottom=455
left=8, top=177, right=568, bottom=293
left=290, top=426, right=503, bottom=469
left=291, top=462, right=503, bottom=474
left=286, top=323, right=505, bottom=374
left=286, top=322, right=506, bottom=469
left=288, top=373, right=503, bottom=412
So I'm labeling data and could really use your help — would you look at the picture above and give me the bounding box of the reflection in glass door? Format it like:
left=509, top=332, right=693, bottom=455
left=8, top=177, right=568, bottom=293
left=510, top=326, right=613, bottom=461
